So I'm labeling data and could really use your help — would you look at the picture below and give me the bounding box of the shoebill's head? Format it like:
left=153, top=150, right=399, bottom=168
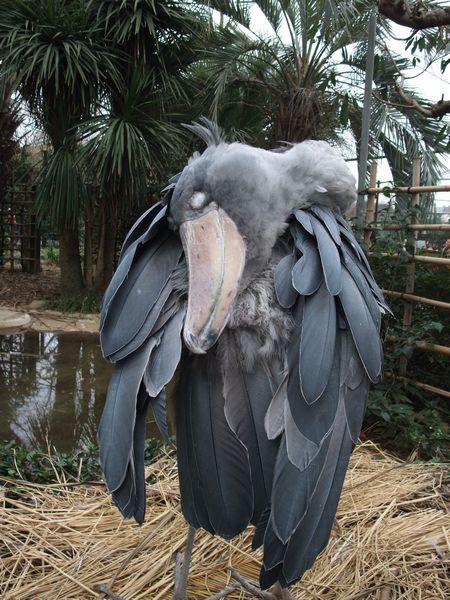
left=168, top=121, right=356, bottom=355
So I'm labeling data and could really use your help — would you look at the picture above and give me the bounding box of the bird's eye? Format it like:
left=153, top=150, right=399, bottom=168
left=189, top=192, right=208, bottom=210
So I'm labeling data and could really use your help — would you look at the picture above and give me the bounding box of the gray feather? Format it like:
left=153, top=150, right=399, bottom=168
left=310, top=215, right=342, bottom=295
left=221, top=333, right=279, bottom=524
left=150, top=388, right=169, bottom=443
left=182, top=117, right=225, bottom=146
left=309, top=205, right=341, bottom=245
left=119, top=203, right=165, bottom=262
left=111, top=385, right=149, bottom=523
left=143, top=307, right=185, bottom=397
left=107, top=281, right=173, bottom=363
left=300, top=281, right=337, bottom=403
left=294, top=209, right=314, bottom=234
left=177, top=352, right=253, bottom=538
left=252, top=504, right=272, bottom=550
left=339, top=269, right=383, bottom=381
left=264, top=374, right=288, bottom=440
left=101, top=205, right=167, bottom=328
left=289, top=221, right=308, bottom=250
left=342, top=250, right=381, bottom=329
left=281, top=397, right=353, bottom=584
left=284, top=397, right=321, bottom=471
left=176, top=360, right=214, bottom=534
left=292, top=239, right=322, bottom=295
left=274, top=253, right=297, bottom=308
left=98, top=336, right=155, bottom=493
left=101, top=234, right=183, bottom=360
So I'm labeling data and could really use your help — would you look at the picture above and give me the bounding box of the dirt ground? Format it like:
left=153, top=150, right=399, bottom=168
left=0, top=264, right=99, bottom=333
left=0, top=263, right=61, bottom=308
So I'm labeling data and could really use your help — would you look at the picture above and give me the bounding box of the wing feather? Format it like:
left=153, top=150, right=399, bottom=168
left=101, top=204, right=167, bottom=328
left=309, top=205, right=341, bottom=245
left=143, top=307, right=185, bottom=397
left=299, top=281, right=337, bottom=403
left=309, top=214, right=342, bottom=295
left=149, top=388, right=169, bottom=443
left=258, top=207, right=384, bottom=589
left=339, top=269, right=383, bottom=381
left=291, top=240, right=322, bottom=295
left=176, top=352, right=253, bottom=538
left=98, top=336, right=156, bottom=494
left=274, top=253, right=297, bottom=308
left=294, top=209, right=314, bottom=234
left=101, top=233, right=183, bottom=360
left=119, top=202, right=165, bottom=262
left=221, top=332, right=280, bottom=524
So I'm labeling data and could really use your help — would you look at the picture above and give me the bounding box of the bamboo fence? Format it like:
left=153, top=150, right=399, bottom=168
left=362, top=160, right=450, bottom=398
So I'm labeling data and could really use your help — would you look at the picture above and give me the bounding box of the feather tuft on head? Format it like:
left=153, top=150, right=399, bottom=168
left=182, top=117, right=226, bottom=147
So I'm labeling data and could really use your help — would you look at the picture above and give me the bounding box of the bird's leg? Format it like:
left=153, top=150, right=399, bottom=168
left=227, top=567, right=298, bottom=600
left=171, top=525, right=196, bottom=600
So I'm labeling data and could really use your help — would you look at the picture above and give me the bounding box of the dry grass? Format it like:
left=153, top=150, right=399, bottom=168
left=1, top=442, right=449, bottom=599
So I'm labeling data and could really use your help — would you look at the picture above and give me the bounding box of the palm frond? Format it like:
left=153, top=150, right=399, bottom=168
left=35, top=143, right=87, bottom=228
left=77, top=68, right=184, bottom=209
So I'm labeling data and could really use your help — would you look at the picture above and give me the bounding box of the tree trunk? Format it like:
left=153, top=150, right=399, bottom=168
left=94, top=202, right=117, bottom=294
left=59, top=225, right=84, bottom=296
left=83, top=204, right=94, bottom=291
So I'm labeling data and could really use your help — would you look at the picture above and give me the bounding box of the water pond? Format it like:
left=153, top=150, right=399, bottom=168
left=0, top=331, right=113, bottom=452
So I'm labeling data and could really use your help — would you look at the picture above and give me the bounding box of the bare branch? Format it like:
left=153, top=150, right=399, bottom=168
left=395, top=74, right=450, bottom=118
left=228, top=567, right=277, bottom=599
left=205, top=584, right=241, bottom=600
left=378, top=1, right=450, bottom=29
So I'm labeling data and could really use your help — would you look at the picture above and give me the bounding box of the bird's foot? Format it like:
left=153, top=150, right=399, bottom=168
left=204, top=567, right=296, bottom=600
left=171, top=525, right=196, bottom=600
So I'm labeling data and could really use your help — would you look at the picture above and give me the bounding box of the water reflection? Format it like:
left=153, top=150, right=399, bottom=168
left=0, top=332, right=112, bottom=452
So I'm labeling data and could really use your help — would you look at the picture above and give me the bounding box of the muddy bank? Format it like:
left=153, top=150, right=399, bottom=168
left=0, top=306, right=99, bottom=334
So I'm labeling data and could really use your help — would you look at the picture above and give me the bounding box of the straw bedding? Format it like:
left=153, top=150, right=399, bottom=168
left=0, top=442, right=448, bottom=599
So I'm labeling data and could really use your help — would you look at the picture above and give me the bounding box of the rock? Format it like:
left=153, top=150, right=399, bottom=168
left=28, top=300, right=47, bottom=310
left=0, top=309, right=32, bottom=331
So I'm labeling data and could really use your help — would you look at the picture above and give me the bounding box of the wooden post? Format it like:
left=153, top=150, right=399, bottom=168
left=364, top=162, right=378, bottom=248
left=399, top=158, right=420, bottom=376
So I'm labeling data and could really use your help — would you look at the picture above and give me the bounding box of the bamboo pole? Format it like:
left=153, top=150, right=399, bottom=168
left=361, top=184, right=450, bottom=195
left=364, top=163, right=378, bottom=248
left=375, top=253, right=450, bottom=266
left=385, top=336, right=450, bottom=356
left=399, top=158, right=420, bottom=376
left=367, top=223, right=450, bottom=231
left=396, top=377, right=450, bottom=400
left=382, top=290, right=450, bottom=311
left=356, top=10, right=377, bottom=230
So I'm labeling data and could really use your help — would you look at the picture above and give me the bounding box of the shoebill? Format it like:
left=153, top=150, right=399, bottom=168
left=98, top=120, right=386, bottom=594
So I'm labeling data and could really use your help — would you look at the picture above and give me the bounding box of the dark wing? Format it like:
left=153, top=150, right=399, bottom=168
left=176, top=349, right=253, bottom=538
left=261, top=205, right=384, bottom=588
left=175, top=328, right=283, bottom=537
left=98, top=206, right=186, bottom=523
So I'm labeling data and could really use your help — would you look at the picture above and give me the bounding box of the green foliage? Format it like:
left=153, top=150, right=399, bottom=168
left=366, top=247, right=450, bottom=461
left=405, top=26, right=449, bottom=74
left=0, top=437, right=168, bottom=484
left=44, top=244, right=59, bottom=264
left=47, top=293, right=101, bottom=314
left=367, top=375, right=449, bottom=461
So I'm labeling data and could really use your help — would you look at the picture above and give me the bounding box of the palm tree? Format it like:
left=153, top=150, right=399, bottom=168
left=0, top=0, right=208, bottom=294
left=0, top=0, right=119, bottom=294
left=78, top=0, right=208, bottom=291
left=0, top=77, right=21, bottom=201
left=195, top=0, right=448, bottom=187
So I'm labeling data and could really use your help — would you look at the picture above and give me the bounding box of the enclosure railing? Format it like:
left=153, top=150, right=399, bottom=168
left=362, top=159, right=450, bottom=399
left=0, top=183, right=40, bottom=273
